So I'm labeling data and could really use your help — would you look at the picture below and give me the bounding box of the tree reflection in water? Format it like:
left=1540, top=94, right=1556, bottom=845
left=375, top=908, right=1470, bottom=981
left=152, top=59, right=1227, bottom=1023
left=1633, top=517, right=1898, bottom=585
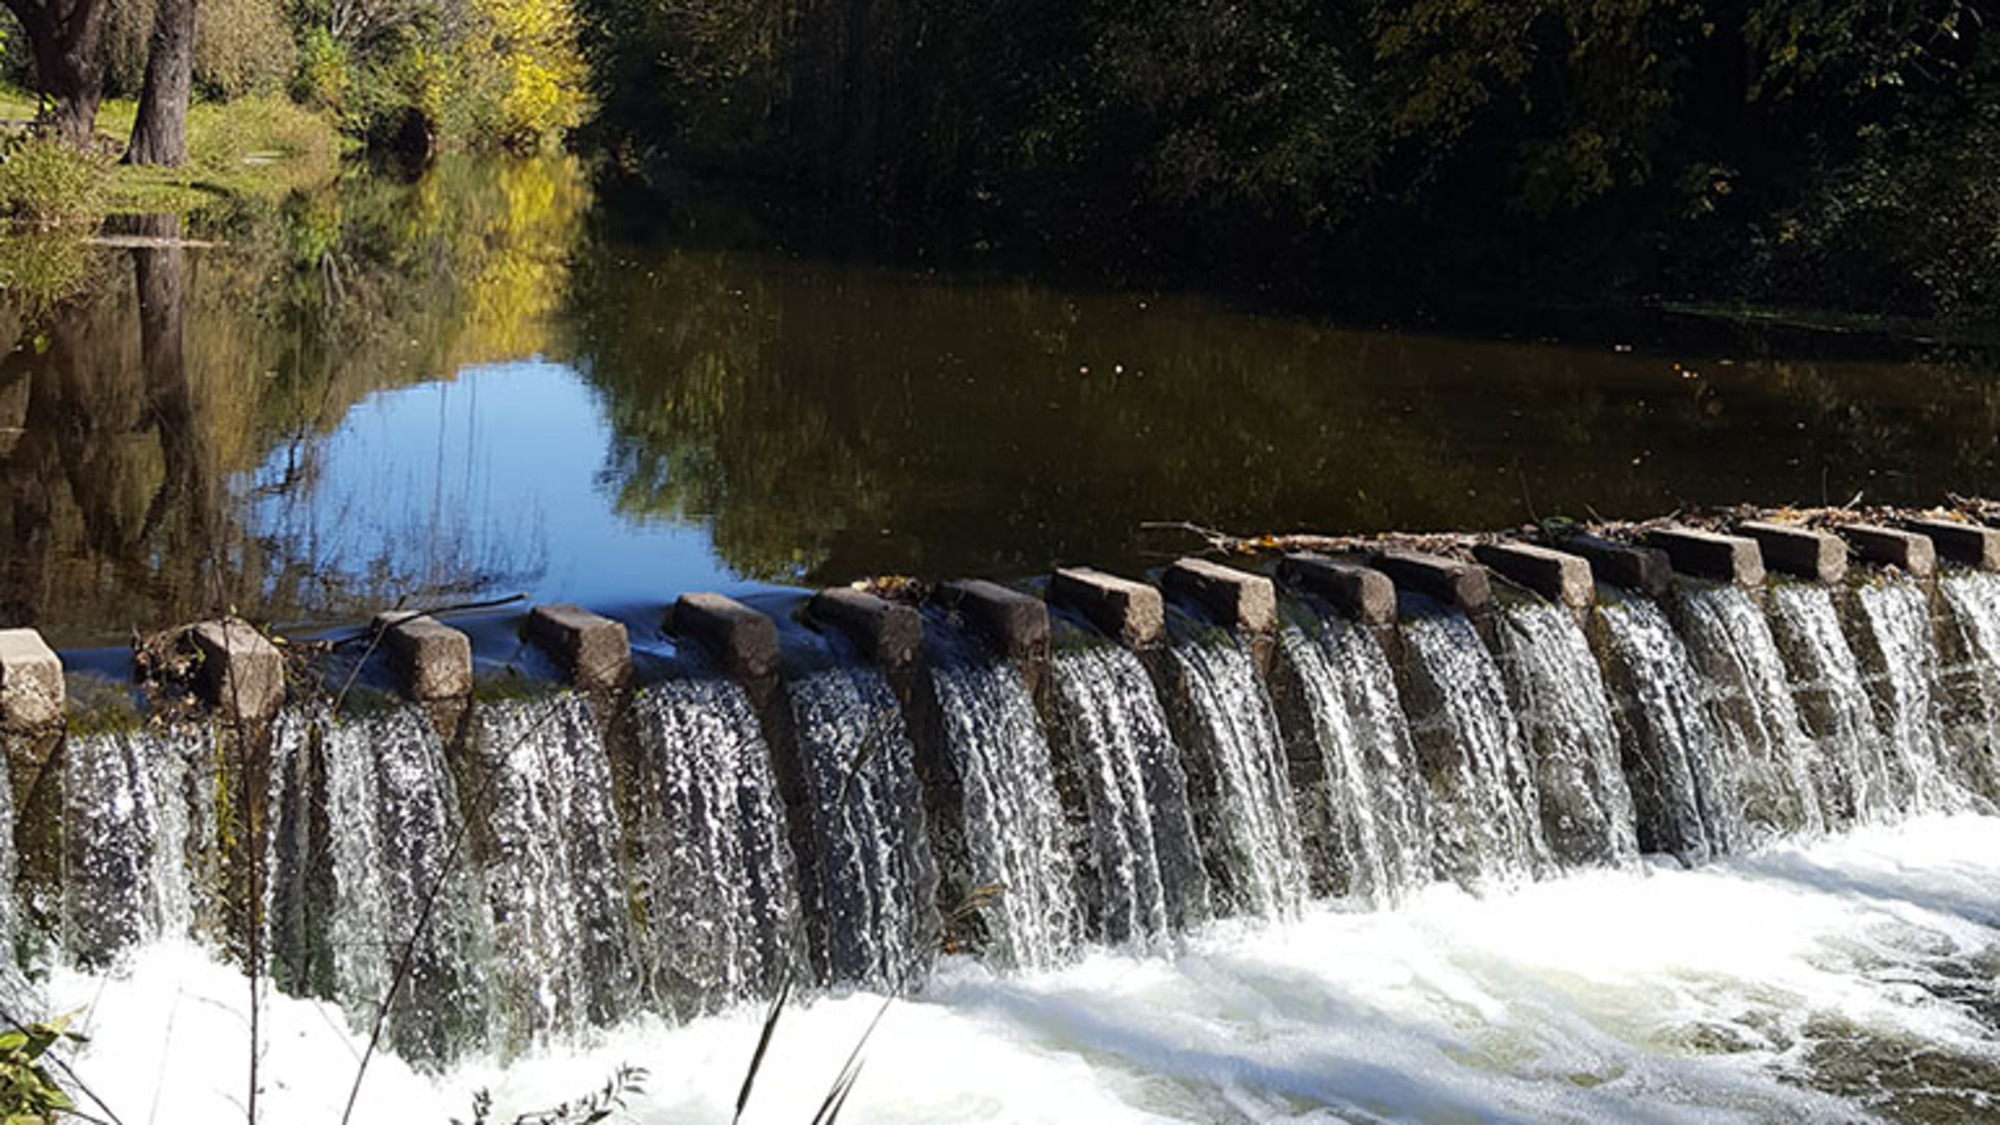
left=3, top=156, right=2000, bottom=647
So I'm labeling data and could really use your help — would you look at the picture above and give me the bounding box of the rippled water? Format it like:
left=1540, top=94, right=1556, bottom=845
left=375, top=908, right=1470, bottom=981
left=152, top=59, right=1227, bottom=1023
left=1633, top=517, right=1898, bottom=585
left=51, top=816, right=2000, bottom=1124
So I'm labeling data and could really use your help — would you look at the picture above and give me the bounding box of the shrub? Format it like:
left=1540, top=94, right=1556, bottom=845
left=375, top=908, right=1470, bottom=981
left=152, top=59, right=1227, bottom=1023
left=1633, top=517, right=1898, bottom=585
left=0, top=1012, right=85, bottom=1122
left=197, top=0, right=297, bottom=99
left=0, top=135, right=108, bottom=225
left=294, top=26, right=352, bottom=116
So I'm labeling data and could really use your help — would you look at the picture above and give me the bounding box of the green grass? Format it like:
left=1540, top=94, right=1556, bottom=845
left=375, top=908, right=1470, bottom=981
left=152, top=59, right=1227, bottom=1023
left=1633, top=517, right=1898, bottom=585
left=0, top=86, right=344, bottom=216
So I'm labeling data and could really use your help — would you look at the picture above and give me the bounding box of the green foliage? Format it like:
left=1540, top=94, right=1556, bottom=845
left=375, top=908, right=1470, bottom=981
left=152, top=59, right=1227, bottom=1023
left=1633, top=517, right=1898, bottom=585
left=0, top=135, right=108, bottom=225
left=572, top=0, right=1998, bottom=322
left=293, top=27, right=352, bottom=114
left=197, top=0, right=298, bottom=98
left=453, top=1063, right=646, bottom=1125
left=0, top=1012, right=84, bottom=1124
left=104, top=95, right=341, bottom=214
left=301, top=0, right=589, bottom=153
left=0, top=229, right=102, bottom=316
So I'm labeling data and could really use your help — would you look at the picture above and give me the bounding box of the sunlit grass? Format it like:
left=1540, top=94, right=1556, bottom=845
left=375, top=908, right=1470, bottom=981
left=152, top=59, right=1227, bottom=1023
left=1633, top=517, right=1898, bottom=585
left=0, top=85, right=344, bottom=215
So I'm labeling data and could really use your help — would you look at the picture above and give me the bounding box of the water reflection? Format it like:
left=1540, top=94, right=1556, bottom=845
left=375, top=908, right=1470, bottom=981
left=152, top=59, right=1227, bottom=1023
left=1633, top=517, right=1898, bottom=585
left=3, top=155, right=2000, bottom=646
left=570, top=247, right=2000, bottom=584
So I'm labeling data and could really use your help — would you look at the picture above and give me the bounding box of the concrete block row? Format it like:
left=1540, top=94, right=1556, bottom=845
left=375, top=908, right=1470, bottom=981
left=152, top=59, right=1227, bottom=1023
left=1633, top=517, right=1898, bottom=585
left=9, top=511, right=1998, bottom=722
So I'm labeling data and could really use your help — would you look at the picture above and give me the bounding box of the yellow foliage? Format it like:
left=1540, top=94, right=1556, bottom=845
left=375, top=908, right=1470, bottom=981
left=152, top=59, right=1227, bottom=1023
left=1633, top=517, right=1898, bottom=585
left=478, top=0, right=590, bottom=148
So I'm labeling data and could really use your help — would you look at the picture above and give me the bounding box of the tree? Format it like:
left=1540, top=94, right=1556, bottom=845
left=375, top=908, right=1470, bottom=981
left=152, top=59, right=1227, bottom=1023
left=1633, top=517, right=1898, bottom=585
left=4, top=0, right=112, bottom=146
left=125, top=0, right=196, bottom=165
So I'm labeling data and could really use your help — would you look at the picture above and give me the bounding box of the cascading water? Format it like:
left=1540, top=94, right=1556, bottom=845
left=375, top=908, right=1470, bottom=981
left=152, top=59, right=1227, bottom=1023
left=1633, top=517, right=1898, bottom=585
left=1490, top=602, right=1639, bottom=868
left=1165, top=635, right=1306, bottom=918
left=1937, top=570, right=2000, bottom=801
left=628, top=675, right=805, bottom=1017
left=924, top=627, right=1082, bottom=968
left=1671, top=585, right=1828, bottom=840
left=25, top=543, right=2000, bottom=1118
left=270, top=705, right=490, bottom=1067
left=1275, top=620, right=1432, bottom=903
left=470, top=694, right=642, bottom=1048
left=1049, top=643, right=1209, bottom=942
left=785, top=661, right=939, bottom=989
left=1397, top=609, right=1551, bottom=885
left=1765, top=582, right=1894, bottom=825
left=1593, top=595, right=1740, bottom=863
left=1851, top=574, right=1975, bottom=813
left=59, top=725, right=205, bottom=965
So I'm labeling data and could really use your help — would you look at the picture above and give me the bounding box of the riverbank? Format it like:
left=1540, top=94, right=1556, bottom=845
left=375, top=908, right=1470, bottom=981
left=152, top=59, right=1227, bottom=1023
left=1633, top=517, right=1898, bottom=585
left=0, top=88, right=341, bottom=218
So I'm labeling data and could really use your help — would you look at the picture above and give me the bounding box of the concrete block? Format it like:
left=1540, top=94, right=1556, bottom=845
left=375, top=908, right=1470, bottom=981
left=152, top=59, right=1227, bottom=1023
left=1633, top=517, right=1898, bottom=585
left=1553, top=534, right=1673, bottom=596
left=191, top=618, right=285, bottom=722
left=935, top=580, right=1049, bottom=661
left=1162, top=557, right=1278, bottom=634
left=373, top=612, right=472, bottom=701
left=526, top=604, right=631, bottom=691
left=1738, top=521, right=1846, bottom=584
left=1276, top=554, right=1396, bottom=626
left=674, top=593, right=781, bottom=680
left=1370, top=548, right=1492, bottom=615
left=809, top=587, right=924, bottom=667
left=0, top=628, right=63, bottom=729
left=1645, top=527, right=1765, bottom=586
left=1472, top=542, right=1594, bottom=608
left=1840, top=523, right=1936, bottom=578
left=1048, top=567, right=1164, bottom=647
left=1901, top=518, right=2000, bottom=571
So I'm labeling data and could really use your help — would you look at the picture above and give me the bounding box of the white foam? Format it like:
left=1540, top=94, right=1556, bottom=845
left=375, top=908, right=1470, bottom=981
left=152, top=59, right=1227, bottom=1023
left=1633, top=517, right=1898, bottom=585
left=46, top=816, right=2000, bottom=1124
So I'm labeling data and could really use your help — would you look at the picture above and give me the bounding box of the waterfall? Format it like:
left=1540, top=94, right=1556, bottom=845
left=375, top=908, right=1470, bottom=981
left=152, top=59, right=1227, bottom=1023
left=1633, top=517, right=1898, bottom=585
left=629, top=676, right=805, bottom=1016
left=1851, top=576, right=1973, bottom=813
left=1166, top=637, right=1306, bottom=918
left=39, top=544, right=2000, bottom=1085
left=1671, top=586, right=1827, bottom=840
left=785, top=662, right=940, bottom=989
left=926, top=628, right=1083, bottom=969
left=1765, top=583, right=1894, bottom=825
left=1398, top=610, right=1551, bottom=885
left=1050, top=644, right=1209, bottom=943
left=1491, top=603, right=1639, bottom=868
left=61, top=725, right=205, bottom=965
left=471, top=694, right=642, bottom=1048
left=1937, top=571, right=2000, bottom=802
left=273, top=706, right=491, bottom=1067
left=1276, top=621, right=1432, bottom=903
left=1594, top=596, right=1739, bottom=863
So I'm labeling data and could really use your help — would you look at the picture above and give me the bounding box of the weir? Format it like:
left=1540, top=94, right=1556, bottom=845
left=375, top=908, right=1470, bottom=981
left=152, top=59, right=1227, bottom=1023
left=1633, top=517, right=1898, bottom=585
left=9, top=509, right=2000, bottom=1067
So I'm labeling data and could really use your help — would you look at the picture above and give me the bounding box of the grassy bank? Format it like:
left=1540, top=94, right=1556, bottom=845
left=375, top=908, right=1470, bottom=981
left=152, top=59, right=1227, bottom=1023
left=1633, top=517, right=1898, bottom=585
left=0, top=89, right=343, bottom=218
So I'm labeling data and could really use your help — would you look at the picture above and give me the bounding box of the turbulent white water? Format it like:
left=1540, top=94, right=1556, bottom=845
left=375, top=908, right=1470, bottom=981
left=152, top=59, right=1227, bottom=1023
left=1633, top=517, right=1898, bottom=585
left=49, top=815, right=2000, bottom=1124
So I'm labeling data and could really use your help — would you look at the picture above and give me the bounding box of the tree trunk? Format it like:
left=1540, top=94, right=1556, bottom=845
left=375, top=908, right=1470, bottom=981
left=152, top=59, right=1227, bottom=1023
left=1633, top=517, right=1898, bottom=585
left=125, top=0, right=196, bottom=166
left=7, top=0, right=111, bottom=148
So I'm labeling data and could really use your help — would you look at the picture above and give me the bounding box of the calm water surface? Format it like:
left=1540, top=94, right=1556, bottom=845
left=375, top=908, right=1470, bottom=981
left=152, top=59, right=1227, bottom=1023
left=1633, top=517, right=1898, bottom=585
left=4, top=155, right=2000, bottom=645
